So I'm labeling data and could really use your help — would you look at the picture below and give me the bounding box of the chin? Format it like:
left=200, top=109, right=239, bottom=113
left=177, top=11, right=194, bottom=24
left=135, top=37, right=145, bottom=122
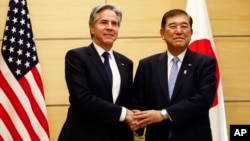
left=104, top=41, right=114, bottom=44
left=175, top=44, right=185, bottom=48
left=105, top=39, right=116, bottom=43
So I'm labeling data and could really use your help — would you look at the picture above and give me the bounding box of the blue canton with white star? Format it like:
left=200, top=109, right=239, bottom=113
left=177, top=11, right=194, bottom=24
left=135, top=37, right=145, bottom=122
left=1, top=0, right=38, bottom=80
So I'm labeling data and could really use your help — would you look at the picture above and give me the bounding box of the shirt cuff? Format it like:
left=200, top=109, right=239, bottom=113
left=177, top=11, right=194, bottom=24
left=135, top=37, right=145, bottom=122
left=119, top=107, right=126, bottom=121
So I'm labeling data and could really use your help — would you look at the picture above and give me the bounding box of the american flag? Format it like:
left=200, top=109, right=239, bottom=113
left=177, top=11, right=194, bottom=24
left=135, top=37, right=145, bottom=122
left=0, top=0, right=50, bottom=140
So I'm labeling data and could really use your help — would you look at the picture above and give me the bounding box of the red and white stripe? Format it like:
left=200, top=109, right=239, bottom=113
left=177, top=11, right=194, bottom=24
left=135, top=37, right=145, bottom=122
left=186, top=0, right=228, bottom=141
left=0, top=55, right=49, bottom=141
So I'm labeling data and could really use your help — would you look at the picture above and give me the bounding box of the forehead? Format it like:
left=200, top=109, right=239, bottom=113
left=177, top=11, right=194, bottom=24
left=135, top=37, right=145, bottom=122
left=97, top=9, right=118, bottom=20
left=166, top=14, right=190, bottom=24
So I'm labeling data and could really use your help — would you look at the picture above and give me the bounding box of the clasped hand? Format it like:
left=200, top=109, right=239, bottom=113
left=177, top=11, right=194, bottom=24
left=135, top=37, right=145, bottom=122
left=125, top=109, right=163, bottom=131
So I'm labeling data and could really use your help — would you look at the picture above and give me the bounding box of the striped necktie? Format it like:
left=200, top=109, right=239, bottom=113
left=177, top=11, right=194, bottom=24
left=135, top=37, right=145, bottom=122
left=168, top=57, right=179, bottom=99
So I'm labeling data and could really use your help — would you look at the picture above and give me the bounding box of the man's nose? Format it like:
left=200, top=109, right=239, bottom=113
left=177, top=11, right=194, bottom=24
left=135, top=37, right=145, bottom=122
left=175, top=26, right=182, bottom=33
left=107, top=22, right=113, bottom=29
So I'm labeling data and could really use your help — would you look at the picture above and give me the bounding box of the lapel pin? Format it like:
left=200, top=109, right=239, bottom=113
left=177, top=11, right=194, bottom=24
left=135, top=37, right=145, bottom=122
left=188, top=63, right=192, bottom=67
left=184, top=70, right=187, bottom=74
left=121, top=63, right=125, bottom=66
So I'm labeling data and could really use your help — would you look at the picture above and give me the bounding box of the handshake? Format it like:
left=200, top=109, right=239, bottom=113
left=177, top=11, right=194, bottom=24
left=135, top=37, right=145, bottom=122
left=125, top=109, right=168, bottom=131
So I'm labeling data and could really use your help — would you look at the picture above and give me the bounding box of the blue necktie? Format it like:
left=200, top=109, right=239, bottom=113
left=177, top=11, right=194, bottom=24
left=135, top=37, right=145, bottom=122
left=168, top=57, right=179, bottom=139
left=168, top=57, right=179, bottom=99
left=102, top=52, right=113, bottom=86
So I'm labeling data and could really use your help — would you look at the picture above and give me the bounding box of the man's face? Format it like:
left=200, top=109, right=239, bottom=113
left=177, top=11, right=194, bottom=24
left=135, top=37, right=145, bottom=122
left=90, top=9, right=119, bottom=50
left=161, top=14, right=193, bottom=51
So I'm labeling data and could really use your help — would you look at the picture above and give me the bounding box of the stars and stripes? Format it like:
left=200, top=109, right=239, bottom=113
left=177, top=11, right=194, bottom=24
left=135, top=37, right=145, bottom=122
left=0, top=0, right=50, bottom=140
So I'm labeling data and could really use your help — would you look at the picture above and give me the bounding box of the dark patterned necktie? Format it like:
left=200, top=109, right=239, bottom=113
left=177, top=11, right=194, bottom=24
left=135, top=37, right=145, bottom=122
left=102, top=52, right=113, bottom=86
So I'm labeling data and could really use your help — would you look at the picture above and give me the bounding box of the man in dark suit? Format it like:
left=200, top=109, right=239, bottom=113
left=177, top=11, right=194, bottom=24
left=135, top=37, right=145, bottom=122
left=58, top=4, right=134, bottom=141
left=131, top=9, right=217, bottom=141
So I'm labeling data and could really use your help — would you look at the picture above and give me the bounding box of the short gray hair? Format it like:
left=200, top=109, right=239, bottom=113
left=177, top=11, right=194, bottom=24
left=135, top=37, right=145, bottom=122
left=89, top=4, right=122, bottom=26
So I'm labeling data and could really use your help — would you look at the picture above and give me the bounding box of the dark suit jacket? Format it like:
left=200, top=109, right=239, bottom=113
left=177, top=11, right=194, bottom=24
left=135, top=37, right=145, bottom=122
left=133, top=49, right=216, bottom=141
left=58, top=43, right=134, bottom=141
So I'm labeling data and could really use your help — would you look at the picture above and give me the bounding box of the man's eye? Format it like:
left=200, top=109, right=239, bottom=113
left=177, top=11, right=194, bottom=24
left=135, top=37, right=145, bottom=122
left=101, top=21, right=107, bottom=24
left=169, top=26, right=176, bottom=29
left=181, top=25, right=188, bottom=29
left=111, top=22, right=118, bottom=26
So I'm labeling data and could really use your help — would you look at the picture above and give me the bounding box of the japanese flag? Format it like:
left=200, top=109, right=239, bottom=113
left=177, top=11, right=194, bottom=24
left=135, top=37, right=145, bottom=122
left=186, top=0, right=228, bottom=141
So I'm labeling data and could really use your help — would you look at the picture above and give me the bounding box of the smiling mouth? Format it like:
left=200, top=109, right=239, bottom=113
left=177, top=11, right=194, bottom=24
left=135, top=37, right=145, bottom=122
left=174, top=38, right=184, bottom=41
left=104, top=34, right=114, bottom=37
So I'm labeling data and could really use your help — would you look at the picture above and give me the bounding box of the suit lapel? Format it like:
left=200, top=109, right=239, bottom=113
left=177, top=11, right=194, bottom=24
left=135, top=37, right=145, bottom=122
left=171, top=49, right=194, bottom=100
left=88, top=44, right=113, bottom=94
left=156, top=53, right=170, bottom=102
left=112, top=52, right=126, bottom=103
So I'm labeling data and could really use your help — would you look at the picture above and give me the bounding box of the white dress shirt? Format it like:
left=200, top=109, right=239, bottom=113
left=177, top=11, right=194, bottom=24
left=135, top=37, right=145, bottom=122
left=167, top=49, right=187, bottom=78
left=93, top=42, right=126, bottom=121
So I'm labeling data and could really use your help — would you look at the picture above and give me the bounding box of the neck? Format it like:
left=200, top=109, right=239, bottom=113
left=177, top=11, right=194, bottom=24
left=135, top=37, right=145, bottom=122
left=168, top=47, right=186, bottom=56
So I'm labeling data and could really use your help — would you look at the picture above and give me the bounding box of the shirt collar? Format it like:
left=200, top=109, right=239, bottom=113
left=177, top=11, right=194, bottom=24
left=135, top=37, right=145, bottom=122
left=93, top=42, right=114, bottom=60
left=167, top=49, right=187, bottom=65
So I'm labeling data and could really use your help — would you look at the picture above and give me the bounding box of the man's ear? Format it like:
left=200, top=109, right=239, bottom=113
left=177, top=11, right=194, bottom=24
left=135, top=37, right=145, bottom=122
left=160, top=28, right=165, bottom=40
left=89, top=24, right=94, bottom=33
